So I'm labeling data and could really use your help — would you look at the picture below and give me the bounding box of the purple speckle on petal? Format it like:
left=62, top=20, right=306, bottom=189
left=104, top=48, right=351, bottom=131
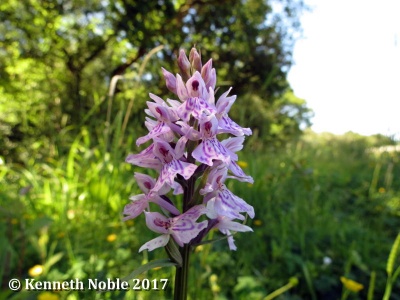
left=159, top=147, right=169, bottom=158
left=154, top=218, right=170, bottom=229
left=192, top=80, right=199, bottom=91
left=155, top=107, right=164, bottom=117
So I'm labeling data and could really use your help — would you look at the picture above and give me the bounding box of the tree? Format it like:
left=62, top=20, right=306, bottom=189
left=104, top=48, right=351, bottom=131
left=0, top=0, right=311, bottom=162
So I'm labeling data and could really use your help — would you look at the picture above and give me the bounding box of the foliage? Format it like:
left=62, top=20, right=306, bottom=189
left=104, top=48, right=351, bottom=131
left=1, top=129, right=400, bottom=299
left=0, top=0, right=310, bottom=164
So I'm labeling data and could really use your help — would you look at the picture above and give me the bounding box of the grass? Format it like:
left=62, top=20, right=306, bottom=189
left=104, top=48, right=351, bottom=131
left=1, top=125, right=400, bottom=299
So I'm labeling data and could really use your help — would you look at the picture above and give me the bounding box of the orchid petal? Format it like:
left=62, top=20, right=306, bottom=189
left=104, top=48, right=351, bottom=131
left=189, top=48, right=202, bottom=72
left=207, top=68, right=216, bottom=90
left=176, top=74, right=188, bottom=102
left=192, top=138, right=231, bottom=166
left=168, top=159, right=197, bottom=180
left=216, top=88, right=235, bottom=114
left=218, top=187, right=255, bottom=219
left=139, top=235, right=170, bottom=252
left=144, top=211, right=170, bottom=234
left=136, top=122, right=171, bottom=146
left=123, top=194, right=148, bottom=220
left=178, top=49, right=191, bottom=79
left=186, top=71, right=208, bottom=100
left=152, top=195, right=180, bottom=215
left=221, top=136, right=245, bottom=153
left=174, top=136, right=188, bottom=159
left=207, top=87, right=215, bottom=106
left=134, top=173, right=155, bottom=193
left=201, top=59, right=213, bottom=85
left=177, top=205, right=207, bottom=221
left=177, top=97, right=216, bottom=122
left=217, top=218, right=253, bottom=233
left=218, top=115, right=252, bottom=136
left=161, top=68, right=177, bottom=94
left=153, top=138, right=176, bottom=163
left=172, top=220, right=208, bottom=247
left=228, top=161, right=254, bottom=183
left=149, top=93, right=167, bottom=105
left=171, top=181, right=184, bottom=195
left=152, top=159, right=197, bottom=193
left=126, top=144, right=161, bottom=170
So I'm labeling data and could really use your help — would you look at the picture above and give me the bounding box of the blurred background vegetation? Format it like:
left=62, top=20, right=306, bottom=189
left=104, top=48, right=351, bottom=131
left=1, top=0, right=399, bottom=299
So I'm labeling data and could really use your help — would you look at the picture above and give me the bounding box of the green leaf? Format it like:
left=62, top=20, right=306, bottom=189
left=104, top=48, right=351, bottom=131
left=165, top=239, right=182, bottom=266
left=43, top=252, right=64, bottom=272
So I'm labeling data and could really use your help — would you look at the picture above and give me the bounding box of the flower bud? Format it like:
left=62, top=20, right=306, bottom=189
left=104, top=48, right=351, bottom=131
left=201, top=59, right=216, bottom=90
left=162, top=67, right=177, bottom=94
left=189, top=47, right=202, bottom=73
left=178, top=49, right=191, bottom=81
left=201, top=59, right=212, bottom=83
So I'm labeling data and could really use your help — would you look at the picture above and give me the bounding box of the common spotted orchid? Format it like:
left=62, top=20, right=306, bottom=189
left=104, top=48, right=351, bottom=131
left=123, top=47, right=254, bottom=299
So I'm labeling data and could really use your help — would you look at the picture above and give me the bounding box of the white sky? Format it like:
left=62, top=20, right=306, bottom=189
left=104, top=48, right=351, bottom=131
left=287, top=0, right=400, bottom=137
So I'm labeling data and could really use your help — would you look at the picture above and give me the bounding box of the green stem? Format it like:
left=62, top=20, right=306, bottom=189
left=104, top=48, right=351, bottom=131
left=174, top=143, right=196, bottom=300
left=264, top=278, right=298, bottom=300
left=383, top=276, right=392, bottom=300
left=174, top=244, right=191, bottom=300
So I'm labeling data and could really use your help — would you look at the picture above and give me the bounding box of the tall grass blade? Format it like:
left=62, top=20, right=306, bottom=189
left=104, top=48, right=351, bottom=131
left=387, top=233, right=400, bottom=276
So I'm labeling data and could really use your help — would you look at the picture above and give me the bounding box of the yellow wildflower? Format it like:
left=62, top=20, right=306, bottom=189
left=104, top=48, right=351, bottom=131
left=340, top=276, right=364, bottom=292
left=209, top=274, right=221, bottom=293
left=195, top=245, right=204, bottom=253
left=107, top=234, right=117, bottom=242
left=210, top=274, right=218, bottom=283
left=28, top=265, right=43, bottom=277
left=378, top=187, right=386, bottom=193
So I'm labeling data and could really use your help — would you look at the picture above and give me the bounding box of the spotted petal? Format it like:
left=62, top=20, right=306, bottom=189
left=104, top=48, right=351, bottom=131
left=171, top=205, right=208, bottom=246
left=172, top=220, right=208, bottom=247
left=152, top=159, right=197, bottom=193
left=144, top=211, right=170, bottom=234
left=228, top=161, right=254, bottom=183
left=218, top=115, right=252, bottom=136
left=123, top=194, right=149, bottom=221
left=135, top=172, right=169, bottom=196
left=192, top=138, right=231, bottom=166
left=216, top=88, right=236, bottom=115
left=177, top=97, right=216, bottom=122
left=221, top=136, right=245, bottom=153
left=126, top=144, right=162, bottom=170
left=139, top=235, right=170, bottom=252
left=186, top=71, right=208, bottom=100
left=136, top=121, right=172, bottom=146
left=214, top=187, right=255, bottom=220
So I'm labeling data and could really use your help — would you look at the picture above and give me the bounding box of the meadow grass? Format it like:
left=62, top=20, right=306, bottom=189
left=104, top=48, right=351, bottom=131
left=1, top=128, right=399, bottom=300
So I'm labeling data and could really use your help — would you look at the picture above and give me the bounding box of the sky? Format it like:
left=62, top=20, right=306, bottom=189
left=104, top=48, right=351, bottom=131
left=287, top=0, right=400, bottom=137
